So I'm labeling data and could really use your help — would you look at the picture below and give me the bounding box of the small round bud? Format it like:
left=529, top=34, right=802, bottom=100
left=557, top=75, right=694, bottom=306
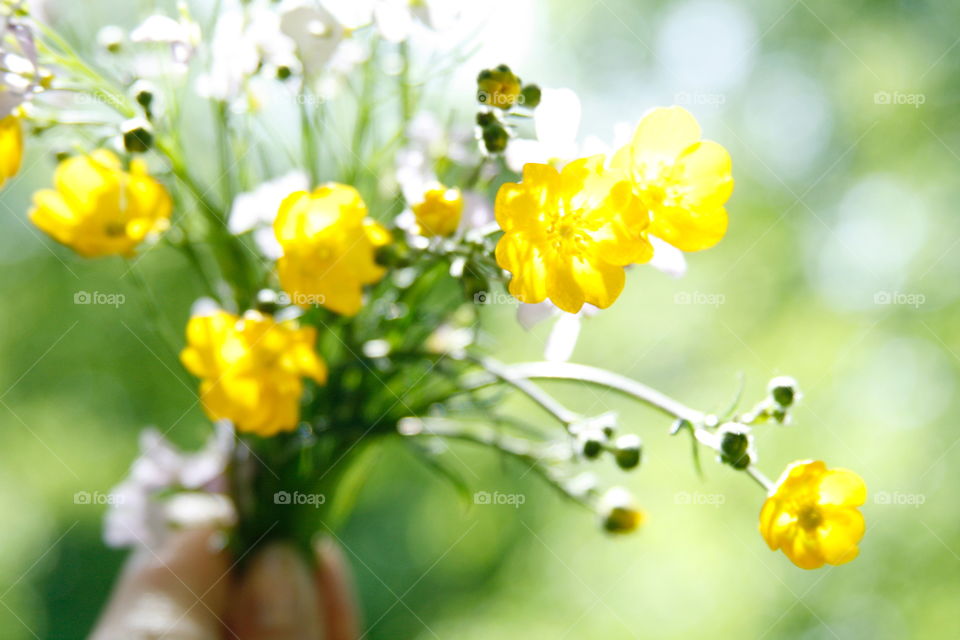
left=481, top=123, right=509, bottom=154
left=476, top=111, right=497, bottom=127
left=122, top=118, right=153, bottom=153
left=599, top=487, right=643, bottom=534
left=718, top=424, right=753, bottom=470
left=579, top=429, right=605, bottom=460
left=520, top=84, right=542, bottom=108
left=255, top=289, right=285, bottom=313
left=613, top=434, right=642, bottom=470
left=768, top=376, right=800, bottom=408
left=276, top=65, right=293, bottom=81
left=97, top=25, right=125, bottom=53
left=132, top=82, right=156, bottom=112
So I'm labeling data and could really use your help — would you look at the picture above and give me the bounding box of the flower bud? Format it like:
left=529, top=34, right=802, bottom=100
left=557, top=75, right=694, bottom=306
left=477, top=64, right=522, bottom=110
left=718, top=423, right=753, bottom=470
left=520, top=84, right=542, bottom=108
left=133, top=82, right=156, bottom=113
left=97, top=25, right=125, bottom=53
left=122, top=118, right=153, bottom=153
left=578, top=429, right=605, bottom=459
left=481, top=122, right=509, bottom=154
left=768, top=376, right=800, bottom=408
left=599, top=487, right=643, bottom=534
left=613, top=434, right=642, bottom=470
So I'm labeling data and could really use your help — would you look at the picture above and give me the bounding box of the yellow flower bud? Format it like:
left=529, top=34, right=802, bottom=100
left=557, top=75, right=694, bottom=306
left=0, top=115, right=23, bottom=189
left=180, top=309, right=327, bottom=437
left=274, top=183, right=391, bottom=316
left=28, top=150, right=172, bottom=258
left=412, top=184, right=463, bottom=237
left=759, top=460, right=866, bottom=569
left=477, top=64, right=522, bottom=110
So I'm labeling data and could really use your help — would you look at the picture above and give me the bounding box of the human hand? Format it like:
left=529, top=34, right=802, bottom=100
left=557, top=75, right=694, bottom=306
left=90, top=528, right=360, bottom=640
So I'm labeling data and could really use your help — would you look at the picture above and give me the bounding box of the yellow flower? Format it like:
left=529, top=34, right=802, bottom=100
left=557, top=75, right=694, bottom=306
left=180, top=309, right=327, bottom=437
left=274, top=183, right=391, bottom=316
left=759, top=460, right=866, bottom=570
left=0, top=114, right=23, bottom=189
left=611, top=106, right=733, bottom=252
left=29, top=150, right=172, bottom=258
left=412, top=184, right=463, bottom=237
left=494, top=156, right=652, bottom=313
left=477, top=64, right=522, bottom=110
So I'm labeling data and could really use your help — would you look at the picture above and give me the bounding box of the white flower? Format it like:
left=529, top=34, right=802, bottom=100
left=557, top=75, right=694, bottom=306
left=196, top=1, right=296, bottom=102
left=0, top=10, right=41, bottom=118
left=130, top=13, right=201, bottom=66
left=506, top=88, right=582, bottom=172
left=104, top=422, right=235, bottom=549
left=229, top=170, right=309, bottom=260
left=322, top=0, right=461, bottom=43
left=278, top=0, right=347, bottom=76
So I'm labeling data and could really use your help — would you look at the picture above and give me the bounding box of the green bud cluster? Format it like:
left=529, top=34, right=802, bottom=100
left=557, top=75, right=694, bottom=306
left=474, top=64, right=543, bottom=155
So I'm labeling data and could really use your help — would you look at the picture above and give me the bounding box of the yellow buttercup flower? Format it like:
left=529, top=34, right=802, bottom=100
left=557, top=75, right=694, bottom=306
left=180, top=309, right=327, bottom=437
left=0, top=115, right=23, bottom=189
left=611, top=106, right=733, bottom=252
left=412, top=184, right=463, bottom=237
left=274, top=183, right=391, bottom=316
left=759, top=460, right=866, bottom=570
left=494, top=156, right=652, bottom=314
left=29, top=150, right=172, bottom=258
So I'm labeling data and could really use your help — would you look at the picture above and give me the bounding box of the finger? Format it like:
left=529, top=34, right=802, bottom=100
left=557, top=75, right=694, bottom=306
left=314, top=537, right=361, bottom=640
left=90, top=527, right=231, bottom=640
left=228, top=543, right=324, bottom=640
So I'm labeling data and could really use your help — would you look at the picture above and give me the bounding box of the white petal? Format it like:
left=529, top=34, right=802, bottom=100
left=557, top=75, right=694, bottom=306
left=374, top=0, right=414, bottom=43
left=535, top=88, right=581, bottom=149
left=545, top=312, right=581, bottom=362
left=648, top=236, right=688, bottom=278
left=517, top=301, right=557, bottom=330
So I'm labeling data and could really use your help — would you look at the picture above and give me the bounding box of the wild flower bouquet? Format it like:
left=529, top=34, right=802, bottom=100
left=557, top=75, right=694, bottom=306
left=2, top=0, right=867, bottom=604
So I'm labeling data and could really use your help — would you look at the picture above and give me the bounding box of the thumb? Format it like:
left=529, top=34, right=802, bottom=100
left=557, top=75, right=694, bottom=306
left=90, top=527, right=231, bottom=640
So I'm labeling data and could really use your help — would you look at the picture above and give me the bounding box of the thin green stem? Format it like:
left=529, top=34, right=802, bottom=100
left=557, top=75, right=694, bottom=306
left=469, top=356, right=579, bottom=427
left=506, top=361, right=705, bottom=423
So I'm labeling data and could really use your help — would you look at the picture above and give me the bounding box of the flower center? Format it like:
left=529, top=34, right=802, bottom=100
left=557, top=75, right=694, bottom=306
left=545, top=207, right=588, bottom=255
left=797, top=504, right=823, bottom=531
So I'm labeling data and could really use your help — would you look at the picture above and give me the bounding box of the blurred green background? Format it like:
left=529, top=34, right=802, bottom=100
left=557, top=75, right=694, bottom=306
left=2, top=0, right=959, bottom=637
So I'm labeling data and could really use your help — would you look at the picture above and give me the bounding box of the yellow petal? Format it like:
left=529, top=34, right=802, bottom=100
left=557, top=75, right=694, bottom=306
left=649, top=205, right=728, bottom=252
left=628, top=106, right=702, bottom=161
left=676, top=140, right=734, bottom=209
left=817, top=469, right=867, bottom=507
left=817, top=507, right=865, bottom=565
left=0, top=115, right=23, bottom=188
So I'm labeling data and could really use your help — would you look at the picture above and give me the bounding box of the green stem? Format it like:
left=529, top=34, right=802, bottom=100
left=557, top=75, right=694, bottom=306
left=469, top=356, right=579, bottom=427
left=505, top=361, right=705, bottom=423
